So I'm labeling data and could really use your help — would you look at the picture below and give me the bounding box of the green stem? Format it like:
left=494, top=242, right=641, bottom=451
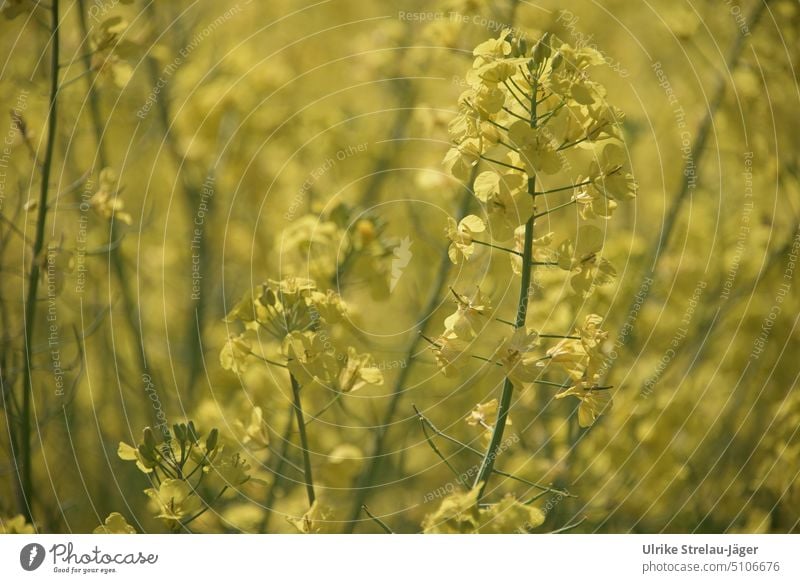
left=534, top=179, right=591, bottom=196
left=290, top=373, right=315, bottom=506
left=362, top=505, right=394, bottom=534
left=57, top=68, right=93, bottom=91
left=416, top=410, right=464, bottom=485
left=548, top=517, right=586, bottom=533
left=615, top=0, right=770, bottom=352
left=57, top=47, right=101, bottom=68
left=533, top=198, right=577, bottom=219
left=532, top=379, right=571, bottom=388
left=183, top=486, right=228, bottom=527
left=522, top=489, right=554, bottom=504
left=501, top=106, right=529, bottom=122
left=414, top=405, right=571, bottom=497
left=497, top=138, right=520, bottom=153
left=471, top=239, right=556, bottom=266
left=503, top=80, right=532, bottom=114
left=493, top=319, right=579, bottom=339
left=486, top=119, right=511, bottom=133
left=535, top=100, right=567, bottom=125
left=558, top=124, right=606, bottom=151
left=75, top=0, right=164, bottom=426
left=248, top=352, right=288, bottom=369
left=358, top=33, right=418, bottom=208
left=258, top=403, right=295, bottom=532
left=142, top=0, right=213, bottom=397
left=75, top=0, right=105, bottom=169
left=472, top=210, right=533, bottom=501
left=507, top=77, right=531, bottom=107
left=18, top=0, right=60, bottom=522
left=479, top=154, right=526, bottom=173
left=343, top=171, right=476, bottom=531
left=473, top=239, right=522, bottom=256
left=306, top=391, right=343, bottom=426
left=472, top=65, right=540, bottom=500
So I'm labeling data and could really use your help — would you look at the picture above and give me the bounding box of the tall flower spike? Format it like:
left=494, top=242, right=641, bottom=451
left=430, top=28, right=634, bottom=510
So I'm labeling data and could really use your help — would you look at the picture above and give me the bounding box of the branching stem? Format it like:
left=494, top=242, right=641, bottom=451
left=472, top=70, right=538, bottom=499
left=290, top=373, right=315, bottom=506
left=17, top=0, right=60, bottom=522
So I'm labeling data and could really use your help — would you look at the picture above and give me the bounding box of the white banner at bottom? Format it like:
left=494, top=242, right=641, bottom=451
left=0, top=534, right=797, bottom=582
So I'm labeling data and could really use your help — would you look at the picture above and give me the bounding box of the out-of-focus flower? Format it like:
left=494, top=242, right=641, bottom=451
left=93, top=513, right=136, bottom=534
left=446, top=214, right=486, bottom=263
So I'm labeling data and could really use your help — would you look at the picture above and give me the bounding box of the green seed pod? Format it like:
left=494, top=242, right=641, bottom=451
left=143, top=427, right=156, bottom=451
left=533, top=33, right=551, bottom=63
left=518, top=37, right=528, bottom=57
left=206, top=428, right=219, bottom=452
left=188, top=421, right=199, bottom=443
left=259, top=284, right=276, bottom=307
left=172, top=423, right=185, bottom=443
left=551, top=50, right=563, bottom=70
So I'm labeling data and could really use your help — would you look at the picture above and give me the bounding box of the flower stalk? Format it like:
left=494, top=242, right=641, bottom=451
left=290, top=372, right=315, bottom=506
left=434, top=30, right=634, bottom=507
left=17, top=0, right=60, bottom=522
left=472, top=92, right=538, bottom=498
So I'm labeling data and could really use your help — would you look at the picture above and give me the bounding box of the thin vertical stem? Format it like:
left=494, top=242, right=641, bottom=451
left=17, top=0, right=60, bottom=522
left=290, top=373, right=315, bottom=506
left=142, top=1, right=210, bottom=397
left=75, top=0, right=106, bottom=167
left=344, top=0, right=523, bottom=530
left=472, top=64, right=539, bottom=500
left=75, top=0, right=160, bottom=420
left=362, top=505, right=394, bottom=534
left=258, top=403, right=295, bottom=532
left=472, top=219, right=533, bottom=498
left=343, top=176, right=475, bottom=530
left=616, top=0, right=770, bottom=352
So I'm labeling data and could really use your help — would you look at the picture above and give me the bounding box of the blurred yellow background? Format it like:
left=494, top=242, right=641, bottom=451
left=0, top=0, right=798, bottom=533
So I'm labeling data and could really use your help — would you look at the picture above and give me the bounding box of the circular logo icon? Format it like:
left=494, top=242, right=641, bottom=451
left=20, top=543, right=46, bottom=571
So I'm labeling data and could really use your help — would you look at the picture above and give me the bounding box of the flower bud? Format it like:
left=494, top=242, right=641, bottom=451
left=533, top=33, right=551, bottom=63
left=260, top=284, right=276, bottom=307
left=206, top=428, right=219, bottom=452
left=187, top=421, right=199, bottom=442
left=137, top=443, right=156, bottom=463
left=143, top=427, right=156, bottom=451
left=172, top=423, right=185, bottom=443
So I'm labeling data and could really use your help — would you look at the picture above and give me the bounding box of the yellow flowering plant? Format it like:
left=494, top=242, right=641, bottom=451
left=424, top=29, right=635, bottom=528
left=1, top=0, right=794, bottom=540
left=117, top=422, right=254, bottom=532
